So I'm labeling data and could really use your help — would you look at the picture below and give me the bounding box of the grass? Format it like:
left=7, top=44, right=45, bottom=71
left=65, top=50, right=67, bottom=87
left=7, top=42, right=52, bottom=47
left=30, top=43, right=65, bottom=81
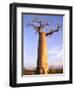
left=22, top=68, right=63, bottom=75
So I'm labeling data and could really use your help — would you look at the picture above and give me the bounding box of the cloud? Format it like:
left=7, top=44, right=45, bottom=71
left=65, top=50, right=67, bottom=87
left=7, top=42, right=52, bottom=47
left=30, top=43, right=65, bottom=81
left=48, top=46, right=64, bottom=60
left=48, top=46, right=60, bottom=54
left=56, top=48, right=63, bottom=58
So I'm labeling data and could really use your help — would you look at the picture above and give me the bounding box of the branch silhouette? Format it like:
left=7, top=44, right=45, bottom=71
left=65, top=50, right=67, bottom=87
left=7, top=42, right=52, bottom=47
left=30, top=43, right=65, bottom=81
left=28, top=18, right=62, bottom=34
left=30, top=18, right=50, bottom=32
left=46, top=25, right=62, bottom=36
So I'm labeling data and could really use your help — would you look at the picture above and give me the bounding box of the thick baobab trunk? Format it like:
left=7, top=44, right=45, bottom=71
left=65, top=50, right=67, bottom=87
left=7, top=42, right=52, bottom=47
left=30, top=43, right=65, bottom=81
left=36, top=32, right=48, bottom=74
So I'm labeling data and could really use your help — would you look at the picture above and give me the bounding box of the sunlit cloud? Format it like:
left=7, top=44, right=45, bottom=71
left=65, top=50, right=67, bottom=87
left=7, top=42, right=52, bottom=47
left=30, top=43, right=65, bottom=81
left=56, top=48, right=63, bottom=59
left=48, top=46, right=64, bottom=69
left=48, top=46, right=60, bottom=54
left=48, top=46, right=64, bottom=59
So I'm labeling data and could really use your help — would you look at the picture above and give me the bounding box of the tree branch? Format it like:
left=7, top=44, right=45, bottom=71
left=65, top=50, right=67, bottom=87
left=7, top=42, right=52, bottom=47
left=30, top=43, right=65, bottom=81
left=42, top=23, right=49, bottom=28
left=32, top=18, right=42, bottom=24
left=46, top=26, right=61, bottom=36
left=30, top=24, right=40, bottom=32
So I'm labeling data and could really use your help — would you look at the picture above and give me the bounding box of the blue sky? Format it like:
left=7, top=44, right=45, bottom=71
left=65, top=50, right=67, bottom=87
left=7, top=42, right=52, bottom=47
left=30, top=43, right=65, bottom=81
left=23, top=14, right=64, bottom=70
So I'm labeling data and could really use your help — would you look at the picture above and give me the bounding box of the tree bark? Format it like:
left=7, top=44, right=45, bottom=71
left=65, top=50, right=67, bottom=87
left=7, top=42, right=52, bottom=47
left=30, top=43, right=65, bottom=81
left=36, top=32, right=48, bottom=74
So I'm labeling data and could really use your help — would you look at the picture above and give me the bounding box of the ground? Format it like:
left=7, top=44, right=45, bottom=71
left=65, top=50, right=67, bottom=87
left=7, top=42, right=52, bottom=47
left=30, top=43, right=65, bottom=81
left=22, top=68, right=63, bottom=75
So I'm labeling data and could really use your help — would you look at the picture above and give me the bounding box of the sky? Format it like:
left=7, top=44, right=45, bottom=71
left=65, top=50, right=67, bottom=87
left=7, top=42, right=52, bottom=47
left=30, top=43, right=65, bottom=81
left=22, top=13, right=64, bottom=70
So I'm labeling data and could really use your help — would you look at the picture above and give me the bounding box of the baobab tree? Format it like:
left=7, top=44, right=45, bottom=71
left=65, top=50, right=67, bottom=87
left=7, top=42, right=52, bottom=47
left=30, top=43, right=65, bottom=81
left=27, top=17, right=61, bottom=74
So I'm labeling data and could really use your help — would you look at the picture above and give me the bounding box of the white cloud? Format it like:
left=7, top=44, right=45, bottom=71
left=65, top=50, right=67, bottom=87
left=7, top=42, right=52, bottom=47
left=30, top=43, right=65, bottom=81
left=56, top=48, right=63, bottom=58
left=48, top=46, right=64, bottom=60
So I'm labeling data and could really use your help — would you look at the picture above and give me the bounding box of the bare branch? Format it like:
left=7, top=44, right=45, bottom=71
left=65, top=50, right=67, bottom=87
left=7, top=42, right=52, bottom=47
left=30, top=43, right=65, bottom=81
left=32, top=20, right=41, bottom=24
left=32, top=19, right=42, bottom=28
left=30, top=24, right=40, bottom=32
left=32, top=18, right=50, bottom=28
left=42, top=23, right=49, bottom=28
left=26, top=17, right=62, bottom=34
left=46, top=25, right=62, bottom=36
left=32, top=18, right=42, bottom=24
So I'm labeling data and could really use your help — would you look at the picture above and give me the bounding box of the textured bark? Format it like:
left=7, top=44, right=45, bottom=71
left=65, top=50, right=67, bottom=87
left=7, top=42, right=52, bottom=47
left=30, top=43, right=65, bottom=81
left=36, top=32, right=48, bottom=74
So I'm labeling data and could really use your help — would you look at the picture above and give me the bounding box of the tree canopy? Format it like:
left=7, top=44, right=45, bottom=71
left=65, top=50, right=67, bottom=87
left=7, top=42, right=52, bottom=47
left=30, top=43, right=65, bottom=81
left=27, top=17, right=62, bottom=36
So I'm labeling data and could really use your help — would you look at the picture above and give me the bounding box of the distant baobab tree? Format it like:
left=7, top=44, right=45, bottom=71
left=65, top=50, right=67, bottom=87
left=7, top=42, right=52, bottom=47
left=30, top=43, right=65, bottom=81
left=27, top=17, right=62, bottom=74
